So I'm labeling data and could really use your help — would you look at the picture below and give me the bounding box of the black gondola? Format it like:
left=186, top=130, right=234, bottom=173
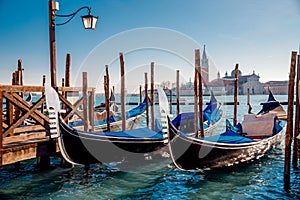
left=58, top=116, right=167, bottom=165
left=167, top=92, right=286, bottom=171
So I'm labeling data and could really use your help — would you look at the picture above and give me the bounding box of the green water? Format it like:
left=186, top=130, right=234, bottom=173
left=0, top=95, right=299, bottom=199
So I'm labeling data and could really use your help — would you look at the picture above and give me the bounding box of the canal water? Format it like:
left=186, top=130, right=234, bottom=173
left=0, top=95, right=299, bottom=199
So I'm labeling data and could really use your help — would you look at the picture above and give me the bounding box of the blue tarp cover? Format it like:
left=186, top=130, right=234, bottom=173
left=200, top=131, right=255, bottom=144
left=171, top=98, right=221, bottom=132
left=79, top=127, right=164, bottom=139
left=70, top=98, right=149, bottom=127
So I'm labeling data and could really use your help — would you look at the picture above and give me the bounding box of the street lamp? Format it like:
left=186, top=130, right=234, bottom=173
left=48, top=0, right=98, bottom=87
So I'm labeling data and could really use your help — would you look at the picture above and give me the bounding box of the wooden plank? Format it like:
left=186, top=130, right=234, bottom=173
left=13, top=125, right=45, bottom=134
left=2, top=143, right=39, bottom=166
left=57, top=86, right=93, bottom=92
left=0, top=85, right=93, bottom=93
left=1, top=85, right=44, bottom=93
left=3, top=131, right=47, bottom=147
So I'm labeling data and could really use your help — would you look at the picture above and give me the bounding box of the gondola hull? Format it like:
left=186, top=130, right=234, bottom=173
left=167, top=117, right=285, bottom=170
left=59, top=118, right=166, bottom=165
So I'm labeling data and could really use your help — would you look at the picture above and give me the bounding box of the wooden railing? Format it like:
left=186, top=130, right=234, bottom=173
left=0, top=85, right=95, bottom=166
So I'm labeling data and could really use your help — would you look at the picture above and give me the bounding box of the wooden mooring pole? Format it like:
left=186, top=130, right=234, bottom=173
left=194, top=50, right=199, bottom=137
left=83, top=72, right=90, bottom=173
left=150, top=62, right=155, bottom=130
left=120, top=53, right=126, bottom=131
left=145, top=72, right=149, bottom=128
left=64, top=53, right=71, bottom=114
left=284, top=51, right=297, bottom=190
left=233, top=64, right=239, bottom=126
left=247, top=88, right=252, bottom=114
left=196, top=49, right=204, bottom=138
left=169, top=89, right=172, bottom=115
left=65, top=53, right=71, bottom=87
left=176, top=70, right=180, bottom=116
left=293, top=54, right=300, bottom=167
left=82, top=72, right=89, bottom=132
left=105, top=65, right=110, bottom=132
left=293, top=54, right=300, bottom=168
left=139, top=85, right=142, bottom=104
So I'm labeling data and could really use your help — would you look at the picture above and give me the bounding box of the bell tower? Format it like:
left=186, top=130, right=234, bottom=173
left=201, top=45, right=209, bottom=84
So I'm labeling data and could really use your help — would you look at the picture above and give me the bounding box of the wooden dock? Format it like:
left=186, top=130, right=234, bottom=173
left=0, top=85, right=95, bottom=168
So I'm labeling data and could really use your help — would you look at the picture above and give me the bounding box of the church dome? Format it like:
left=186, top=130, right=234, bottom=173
left=231, top=69, right=242, bottom=77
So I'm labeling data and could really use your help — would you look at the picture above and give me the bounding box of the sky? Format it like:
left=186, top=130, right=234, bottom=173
left=0, top=0, right=300, bottom=93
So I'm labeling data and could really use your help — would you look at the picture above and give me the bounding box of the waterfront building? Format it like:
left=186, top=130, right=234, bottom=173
left=263, top=81, right=288, bottom=94
left=209, top=68, right=264, bottom=95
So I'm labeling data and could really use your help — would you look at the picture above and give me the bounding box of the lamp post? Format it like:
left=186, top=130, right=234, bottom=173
left=48, top=0, right=98, bottom=87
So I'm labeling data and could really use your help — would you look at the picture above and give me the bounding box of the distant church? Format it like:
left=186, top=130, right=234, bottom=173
left=208, top=68, right=264, bottom=95
left=201, top=45, right=264, bottom=95
left=201, top=45, right=209, bottom=84
left=179, top=45, right=266, bottom=96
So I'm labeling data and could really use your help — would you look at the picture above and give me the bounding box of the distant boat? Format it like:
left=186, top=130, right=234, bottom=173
left=167, top=91, right=286, bottom=170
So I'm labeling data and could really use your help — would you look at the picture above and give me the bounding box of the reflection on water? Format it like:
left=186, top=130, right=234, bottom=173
left=0, top=95, right=299, bottom=199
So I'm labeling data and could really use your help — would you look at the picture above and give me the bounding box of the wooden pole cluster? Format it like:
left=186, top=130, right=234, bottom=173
left=284, top=51, right=297, bottom=190
left=12, top=59, right=24, bottom=123
left=233, top=64, right=239, bottom=126
left=12, top=59, right=24, bottom=87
